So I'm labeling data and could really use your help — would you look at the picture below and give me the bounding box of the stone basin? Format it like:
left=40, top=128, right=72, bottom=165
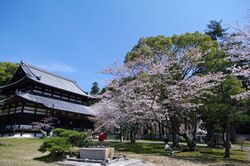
left=79, top=147, right=115, bottom=161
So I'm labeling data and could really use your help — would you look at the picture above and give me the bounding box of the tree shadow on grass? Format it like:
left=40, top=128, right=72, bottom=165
left=33, top=154, right=62, bottom=163
left=175, top=155, right=250, bottom=165
left=174, top=154, right=220, bottom=163
left=0, top=143, right=12, bottom=147
left=174, top=149, right=250, bottom=164
left=109, top=142, right=250, bottom=165
left=109, top=142, right=166, bottom=156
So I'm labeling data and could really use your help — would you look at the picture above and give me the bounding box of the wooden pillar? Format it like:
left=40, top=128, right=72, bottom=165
left=8, top=105, right=11, bottom=136
left=34, top=106, right=37, bottom=137
left=20, top=104, right=24, bottom=136
left=65, top=113, right=68, bottom=129
left=1, top=105, right=5, bottom=137
left=0, top=106, right=2, bottom=136
left=80, top=118, right=83, bottom=131
left=12, top=103, right=18, bottom=136
left=42, top=87, right=44, bottom=95
left=34, top=106, right=37, bottom=126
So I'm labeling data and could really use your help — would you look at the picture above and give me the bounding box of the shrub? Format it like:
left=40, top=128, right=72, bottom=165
left=39, top=137, right=70, bottom=157
left=53, top=128, right=93, bottom=147
left=39, top=128, right=93, bottom=157
left=53, top=128, right=76, bottom=137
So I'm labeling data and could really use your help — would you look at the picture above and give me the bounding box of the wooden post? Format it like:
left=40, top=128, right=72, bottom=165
left=8, top=104, right=10, bottom=136
left=34, top=106, right=37, bottom=137
left=1, top=105, right=5, bottom=137
left=80, top=120, right=83, bottom=131
left=64, top=112, right=68, bottom=129
left=19, top=103, right=24, bottom=133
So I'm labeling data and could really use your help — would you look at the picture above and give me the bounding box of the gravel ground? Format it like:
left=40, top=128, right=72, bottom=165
left=127, top=153, right=250, bottom=166
left=126, top=154, right=207, bottom=166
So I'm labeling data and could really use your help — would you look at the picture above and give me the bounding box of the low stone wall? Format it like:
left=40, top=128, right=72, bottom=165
left=79, top=147, right=114, bottom=161
left=0, top=132, right=44, bottom=138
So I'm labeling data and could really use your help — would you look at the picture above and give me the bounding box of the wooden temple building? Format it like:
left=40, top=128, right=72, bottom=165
left=0, top=61, right=96, bottom=137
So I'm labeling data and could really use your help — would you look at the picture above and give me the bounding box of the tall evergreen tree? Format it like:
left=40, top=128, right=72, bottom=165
left=204, top=76, right=246, bottom=158
left=100, top=87, right=107, bottom=94
left=205, top=20, right=228, bottom=40
left=90, top=82, right=100, bottom=95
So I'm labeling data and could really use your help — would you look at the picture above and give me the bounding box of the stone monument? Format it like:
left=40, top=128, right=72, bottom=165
left=79, top=147, right=115, bottom=161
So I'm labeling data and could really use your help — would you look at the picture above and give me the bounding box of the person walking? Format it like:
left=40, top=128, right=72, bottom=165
left=98, top=131, right=106, bottom=147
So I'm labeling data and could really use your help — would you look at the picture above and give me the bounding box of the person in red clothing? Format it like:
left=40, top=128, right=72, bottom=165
left=98, top=132, right=106, bottom=147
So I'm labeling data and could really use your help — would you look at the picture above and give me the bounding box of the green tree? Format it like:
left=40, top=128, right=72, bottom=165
left=125, top=32, right=229, bottom=74
left=0, top=62, right=19, bottom=86
left=204, top=76, right=246, bottom=158
left=124, top=35, right=172, bottom=63
left=205, top=20, right=228, bottom=41
left=90, top=82, right=100, bottom=95
left=39, top=137, right=70, bottom=158
left=100, top=87, right=107, bottom=94
left=123, top=32, right=227, bottom=149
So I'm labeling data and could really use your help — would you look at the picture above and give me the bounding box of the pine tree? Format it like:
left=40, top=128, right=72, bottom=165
left=90, top=82, right=100, bottom=95
left=205, top=20, right=228, bottom=40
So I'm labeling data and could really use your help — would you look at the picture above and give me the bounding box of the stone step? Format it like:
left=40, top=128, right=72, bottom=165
left=109, top=159, right=152, bottom=166
left=57, top=159, right=154, bottom=166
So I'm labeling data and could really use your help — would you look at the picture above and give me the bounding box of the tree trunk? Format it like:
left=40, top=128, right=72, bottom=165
left=230, top=125, right=237, bottom=144
left=154, top=123, right=157, bottom=139
left=158, top=122, right=162, bottom=140
left=120, top=135, right=123, bottom=142
left=172, top=132, right=179, bottom=147
left=119, top=126, right=122, bottom=142
left=130, top=127, right=136, bottom=143
left=182, top=133, right=197, bottom=151
left=120, top=131, right=123, bottom=142
left=206, top=122, right=215, bottom=147
left=170, top=116, right=180, bottom=147
left=192, top=127, right=197, bottom=143
left=221, top=131, right=225, bottom=147
left=161, top=125, right=165, bottom=139
left=225, top=120, right=231, bottom=158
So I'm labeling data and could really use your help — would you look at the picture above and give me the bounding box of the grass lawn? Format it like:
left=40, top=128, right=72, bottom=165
left=232, top=141, right=250, bottom=147
left=0, top=138, right=56, bottom=166
left=108, top=142, right=250, bottom=165
left=0, top=138, right=249, bottom=166
left=243, top=141, right=250, bottom=146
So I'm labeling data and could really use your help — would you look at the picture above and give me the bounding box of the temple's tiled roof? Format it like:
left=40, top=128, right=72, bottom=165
left=17, top=92, right=96, bottom=116
left=20, top=62, right=93, bottom=98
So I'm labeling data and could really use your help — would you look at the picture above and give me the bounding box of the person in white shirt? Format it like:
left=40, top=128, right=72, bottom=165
left=164, top=142, right=174, bottom=156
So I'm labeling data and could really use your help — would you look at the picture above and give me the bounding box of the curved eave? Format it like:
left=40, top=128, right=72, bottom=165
left=27, top=77, right=96, bottom=100
left=0, top=77, right=26, bottom=90
left=16, top=93, right=96, bottom=117
left=20, top=62, right=96, bottom=99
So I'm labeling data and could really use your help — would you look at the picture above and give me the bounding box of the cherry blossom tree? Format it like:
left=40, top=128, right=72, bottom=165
left=94, top=59, right=159, bottom=142
left=224, top=24, right=250, bottom=100
left=94, top=47, right=223, bottom=149
left=216, top=23, right=250, bottom=158
left=93, top=24, right=249, bottom=157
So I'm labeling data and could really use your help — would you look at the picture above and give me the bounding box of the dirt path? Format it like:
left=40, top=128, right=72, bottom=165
left=124, top=153, right=250, bottom=166
left=125, top=153, right=207, bottom=166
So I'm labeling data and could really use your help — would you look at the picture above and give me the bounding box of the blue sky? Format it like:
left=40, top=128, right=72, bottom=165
left=0, top=0, right=249, bottom=92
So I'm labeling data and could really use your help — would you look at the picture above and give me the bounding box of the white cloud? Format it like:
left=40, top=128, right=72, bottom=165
left=37, top=64, right=76, bottom=73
